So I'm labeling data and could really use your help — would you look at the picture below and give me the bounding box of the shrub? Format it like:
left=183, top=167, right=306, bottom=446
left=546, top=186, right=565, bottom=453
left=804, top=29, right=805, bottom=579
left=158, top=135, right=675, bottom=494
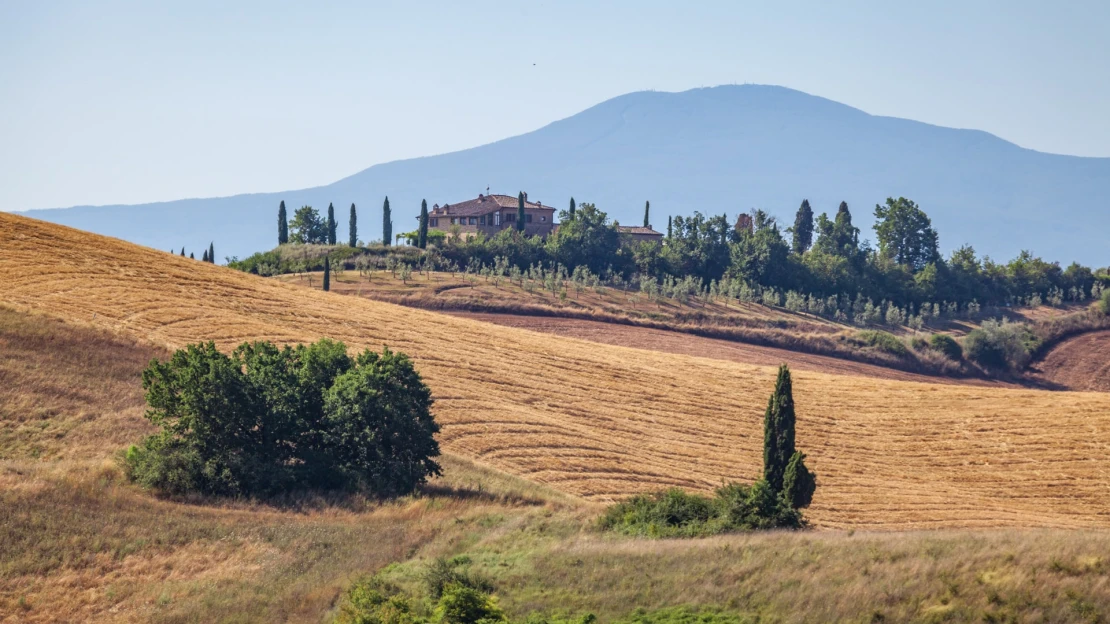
left=781, top=451, right=816, bottom=509
left=123, top=340, right=441, bottom=497
left=433, top=584, right=506, bottom=624
left=422, top=557, right=494, bottom=601
left=336, top=576, right=418, bottom=624
left=1101, top=289, right=1110, bottom=315
left=927, top=334, right=963, bottom=360
left=963, top=319, right=1035, bottom=371
left=852, top=330, right=909, bottom=357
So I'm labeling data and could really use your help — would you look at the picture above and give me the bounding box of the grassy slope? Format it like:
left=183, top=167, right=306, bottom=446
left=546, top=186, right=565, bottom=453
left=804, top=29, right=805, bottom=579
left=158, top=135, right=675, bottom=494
left=3, top=213, right=1110, bottom=532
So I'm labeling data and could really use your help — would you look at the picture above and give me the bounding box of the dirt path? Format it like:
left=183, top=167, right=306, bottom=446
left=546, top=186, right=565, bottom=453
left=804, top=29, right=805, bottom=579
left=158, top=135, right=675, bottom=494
left=1029, top=331, right=1110, bottom=392
left=452, top=312, right=1010, bottom=387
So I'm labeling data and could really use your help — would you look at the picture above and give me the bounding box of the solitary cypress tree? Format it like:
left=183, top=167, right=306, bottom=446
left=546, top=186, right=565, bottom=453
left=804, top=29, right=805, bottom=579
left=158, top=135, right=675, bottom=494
left=417, top=199, right=429, bottom=249
left=326, top=203, right=337, bottom=245
left=516, top=192, right=526, bottom=232
left=348, top=203, right=358, bottom=247
left=568, top=197, right=576, bottom=219
left=189, top=252, right=195, bottom=259
left=643, top=200, right=650, bottom=228
left=667, top=215, right=673, bottom=239
left=323, top=255, right=330, bottom=291
left=180, top=247, right=185, bottom=257
left=791, top=199, right=814, bottom=254
left=202, top=249, right=208, bottom=262
left=763, top=364, right=797, bottom=493
left=382, top=196, right=392, bottom=246
left=278, top=200, right=288, bottom=245
left=208, top=242, right=215, bottom=264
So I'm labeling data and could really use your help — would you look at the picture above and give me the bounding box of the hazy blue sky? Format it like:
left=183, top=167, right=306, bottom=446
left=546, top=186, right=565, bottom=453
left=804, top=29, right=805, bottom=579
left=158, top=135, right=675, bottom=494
left=2, top=1, right=1108, bottom=210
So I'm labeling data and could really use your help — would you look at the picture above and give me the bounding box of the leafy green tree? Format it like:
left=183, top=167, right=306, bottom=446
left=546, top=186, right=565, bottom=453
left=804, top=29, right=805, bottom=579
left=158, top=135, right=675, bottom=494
left=568, top=197, right=576, bottom=219
left=418, top=199, right=429, bottom=249
left=873, top=197, right=939, bottom=271
left=814, top=201, right=860, bottom=258
left=516, top=192, right=526, bottom=232
left=433, top=584, right=505, bottom=624
left=327, top=203, right=337, bottom=245
left=278, top=200, right=288, bottom=245
left=790, top=199, right=814, bottom=254
left=547, top=202, right=621, bottom=274
left=781, top=451, right=816, bottom=509
left=643, top=200, right=650, bottom=228
left=728, top=210, right=791, bottom=287
left=382, top=196, right=392, bottom=246
left=323, top=255, right=331, bottom=291
left=763, top=364, right=797, bottom=493
left=290, top=206, right=327, bottom=244
left=348, top=203, right=358, bottom=247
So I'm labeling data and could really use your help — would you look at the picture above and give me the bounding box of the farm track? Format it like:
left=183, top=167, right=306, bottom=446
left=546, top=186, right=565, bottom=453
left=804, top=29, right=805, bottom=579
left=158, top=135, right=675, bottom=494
left=3, top=212, right=1110, bottom=530
left=450, top=312, right=1012, bottom=387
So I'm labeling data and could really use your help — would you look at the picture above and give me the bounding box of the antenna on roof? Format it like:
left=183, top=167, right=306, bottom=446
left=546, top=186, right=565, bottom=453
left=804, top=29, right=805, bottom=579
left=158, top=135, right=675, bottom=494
left=486, top=186, right=490, bottom=195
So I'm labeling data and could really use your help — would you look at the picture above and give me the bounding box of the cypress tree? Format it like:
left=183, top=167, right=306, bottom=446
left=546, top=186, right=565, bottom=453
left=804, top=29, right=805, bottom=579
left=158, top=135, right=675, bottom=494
left=763, top=364, right=797, bottom=493
left=643, top=200, right=650, bottom=228
left=791, top=199, right=814, bottom=254
left=782, top=449, right=817, bottom=509
left=349, top=203, right=358, bottom=247
left=667, top=215, right=673, bottom=239
left=568, top=197, right=576, bottom=219
left=180, top=247, right=185, bottom=257
left=417, top=199, right=429, bottom=249
left=278, top=200, right=288, bottom=245
left=382, top=196, right=392, bottom=246
left=208, top=242, right=215, bottom=264
left=323, top=255, right=330, bottom=291
left=202, top=249, right=208, bottom=262
left=326, top=203, right=337, bottom=245
left=516, top=192, right=526, bottom=232
left=189, top=252, right=195, bottom=259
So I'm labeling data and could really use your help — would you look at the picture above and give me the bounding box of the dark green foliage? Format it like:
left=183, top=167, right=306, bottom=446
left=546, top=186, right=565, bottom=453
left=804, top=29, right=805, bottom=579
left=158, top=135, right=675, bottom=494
left=434, top=584, right=506, bottom=624
left=666, top=215, right=672, bottom=239
left=208, top=242, right=215, bottom=264
left=643, top=200, right=650, bottom=228
left=781, top=451, right=816, bottom=509
left=336, top=576, right=418, bottom=624
left=189, top=252, right=194, bottom=259
left=180, top=247, right=185, bottom=257
left=813, top=201, right=860, bottom=259
left=202, top=249, right=209, bottom=262
left=546, top=202, right=621, bottom=275
left=963, top=319, right=1035, bottom=371
left=851, top=330, right=909, bottom=356
left=278, top=200, right=288, bottom=245
left=291, top=206, right=328, bottom=244
left=327, top=203, right=338, bottom=245
left=598, top=482, right=802, bottom=538
left=873, top=197, right=939, bottom=272
left=1101, top=289, right=1110, bottom=315
left=517, top=192, right=526, bottom=232
left=383, top=196, right=393, bottom=246
left=418, top=199, right=429, bottom=249
left=349, top=203, right=358, bottom=247
left=928, top=334, right=963, bottom=360
left=763, top=364, right=796, bottom=492
left=323, top=255, right=331, bottom=291
left=611, top=607, right=744, bottom=624
left=790, top=199, right=814, bottom=254
left=422, top=557, right=495, bottom=600
left=122, top=340, right=441, bottom=497
left=568, top=197, right=576, bottom=219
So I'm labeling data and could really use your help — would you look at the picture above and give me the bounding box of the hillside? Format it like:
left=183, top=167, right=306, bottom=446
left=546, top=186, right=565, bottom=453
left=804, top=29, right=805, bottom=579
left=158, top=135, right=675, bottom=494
left=3, top=212, right=1110, bottom=531
left=18, top=85, right=1110, bottom=266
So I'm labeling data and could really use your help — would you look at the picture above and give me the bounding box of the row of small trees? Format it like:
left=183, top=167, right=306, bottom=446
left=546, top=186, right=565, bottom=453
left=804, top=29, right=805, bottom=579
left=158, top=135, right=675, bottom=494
left=277, top=198, right=393, bottom=248
left=172, top=242, right=216, bottom=263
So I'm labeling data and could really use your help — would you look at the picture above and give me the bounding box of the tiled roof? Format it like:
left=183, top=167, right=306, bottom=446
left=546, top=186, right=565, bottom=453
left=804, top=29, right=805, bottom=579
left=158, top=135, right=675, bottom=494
left=431, top=194, right=555, bottom=218
left=617, top=226, right=663, bottom=236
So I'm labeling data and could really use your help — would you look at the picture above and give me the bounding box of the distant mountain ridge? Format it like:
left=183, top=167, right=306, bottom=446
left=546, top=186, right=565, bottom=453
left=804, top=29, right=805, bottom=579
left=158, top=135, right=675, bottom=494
left=17, top=85, right=1110, bottom=266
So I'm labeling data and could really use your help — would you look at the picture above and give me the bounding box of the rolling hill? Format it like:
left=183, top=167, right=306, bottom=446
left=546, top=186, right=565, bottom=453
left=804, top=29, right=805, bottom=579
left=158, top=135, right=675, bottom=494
left=17, top=85, right=1110, bottom=266
left=4, top=212, right=1110, bottom=531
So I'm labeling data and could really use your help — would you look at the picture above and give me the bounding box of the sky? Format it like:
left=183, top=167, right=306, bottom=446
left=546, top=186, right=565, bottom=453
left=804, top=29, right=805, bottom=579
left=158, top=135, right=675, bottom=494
left=2, top=0, right=1108, bottom=211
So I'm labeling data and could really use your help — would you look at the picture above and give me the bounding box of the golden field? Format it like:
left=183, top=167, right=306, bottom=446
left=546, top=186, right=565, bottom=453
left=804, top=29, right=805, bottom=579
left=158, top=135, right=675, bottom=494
left=2, top=212, right=1110, bottom=531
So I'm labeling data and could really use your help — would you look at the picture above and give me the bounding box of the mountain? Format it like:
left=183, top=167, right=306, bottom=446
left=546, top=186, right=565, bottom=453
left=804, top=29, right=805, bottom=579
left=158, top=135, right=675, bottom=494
left=16, top=85, right=1110, bottom=266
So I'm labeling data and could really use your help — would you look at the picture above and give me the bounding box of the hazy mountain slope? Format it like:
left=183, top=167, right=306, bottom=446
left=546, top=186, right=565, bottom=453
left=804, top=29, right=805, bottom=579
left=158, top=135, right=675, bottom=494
left=18, top=85, right=1110, bottom=266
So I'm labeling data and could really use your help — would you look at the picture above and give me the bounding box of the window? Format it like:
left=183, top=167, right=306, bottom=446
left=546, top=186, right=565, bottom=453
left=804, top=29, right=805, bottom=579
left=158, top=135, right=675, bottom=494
left=480, top=215, right=486, bottom=226
left=495, top=212, right=501, bottom=226
left=541, top=215, right=546, bottom=222
left=468, top=217, right=477, bottom=225
left=449, top=217, right=456, bottom=225
left=431, top=218, right=438, bottom=227
left=525, top=214, right=533, bottom=223
left=506, top=213, right=514, bottom=222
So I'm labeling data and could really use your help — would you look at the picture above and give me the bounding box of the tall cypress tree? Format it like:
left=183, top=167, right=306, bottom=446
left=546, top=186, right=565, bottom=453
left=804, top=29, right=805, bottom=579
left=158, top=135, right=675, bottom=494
left=568, top=197, right=576, bottom=219
left=382, top=196, right=392, bottom=246
left=763, top=364, right=797, bottom=493
left=349, top=203, right=358, bottom=247
left=667, top=215, right=672, bottom=239
left=202, top=249, right=209, bottom=262
left=323, top=255, right=330, bottom=291
left=643, top=200, right=650, bottom=228
left=278, top=200, right=288, bottom=245
left=208, top=242, right=215, bottom=264
left=791, top=199, right=814, bottom=254
left=326, top=203, right=337, bottom=245
left=180, top=247, right=185, bottom=257
left=516, top=192, right=526, bottom=232
left=189, top=252, right=195, bottom=259
left=417, top=199, right=429, bottom=249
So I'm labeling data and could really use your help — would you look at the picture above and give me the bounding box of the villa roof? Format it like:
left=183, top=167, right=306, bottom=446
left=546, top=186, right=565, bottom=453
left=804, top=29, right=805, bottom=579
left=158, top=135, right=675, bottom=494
left=430, top=194, right=554, bottom=218
left=617, top=225, right=664, bottom=236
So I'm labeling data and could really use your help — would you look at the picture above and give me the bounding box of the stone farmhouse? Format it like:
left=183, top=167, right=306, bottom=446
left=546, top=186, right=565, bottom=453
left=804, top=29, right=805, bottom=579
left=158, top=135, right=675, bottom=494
left=424, top=193, right=556, bottom=238
left=616, top=225, right=663, bottom=244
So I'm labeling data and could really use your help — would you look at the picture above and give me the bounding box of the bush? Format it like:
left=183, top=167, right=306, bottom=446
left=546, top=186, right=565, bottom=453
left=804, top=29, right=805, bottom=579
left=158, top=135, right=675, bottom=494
left=963, top=318, right=1035, bottom=371
left=123, top=340, right=441, bottom=497
left=422, top=557, right=494, bottom=600
left=1101, top=289, right=1110, bottom=315
left=433, top=584, right=506, bottom=624
left=851, top=330, right=909, bottom=357
left=336, top=576, right=419, bottom=624
left=927, top=334, right=963, bottom=360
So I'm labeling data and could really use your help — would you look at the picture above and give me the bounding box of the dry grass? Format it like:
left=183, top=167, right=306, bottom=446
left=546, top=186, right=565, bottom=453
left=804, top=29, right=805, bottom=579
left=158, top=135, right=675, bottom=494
left=3, top=213, right=1110, bottom=531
